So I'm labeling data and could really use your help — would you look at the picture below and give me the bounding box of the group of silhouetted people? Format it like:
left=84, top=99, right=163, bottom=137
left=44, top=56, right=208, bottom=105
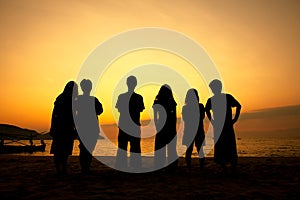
left=50, top=80, right=103, bottom=175
left=49, top=76, right=241, bottom=176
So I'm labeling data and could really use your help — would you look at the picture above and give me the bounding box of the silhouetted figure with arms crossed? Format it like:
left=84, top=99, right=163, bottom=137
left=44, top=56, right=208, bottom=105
left=50, top=81, right=78, bottom=176
left=75, top=79, right=103, bottom=174
left=153, top=84, right=178, bottom=171
left=205, top=79, right=241, bottom=174
left=115, top=76, right=145, bottom=171
left=182, top=89, right=205, bottom=171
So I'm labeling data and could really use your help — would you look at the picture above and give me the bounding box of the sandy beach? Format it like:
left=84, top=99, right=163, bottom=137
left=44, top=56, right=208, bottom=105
left=0, top=155, right=299, bottom=199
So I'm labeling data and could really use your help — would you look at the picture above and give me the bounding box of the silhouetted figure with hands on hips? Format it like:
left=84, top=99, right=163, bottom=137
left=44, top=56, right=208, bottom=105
left=50, top=81, right=78, bottom=176
left=205, top=79, right=241, bottom=175
left=115, top=76, right=145, bottom=171
left=75, top=79, right=103, bottom=174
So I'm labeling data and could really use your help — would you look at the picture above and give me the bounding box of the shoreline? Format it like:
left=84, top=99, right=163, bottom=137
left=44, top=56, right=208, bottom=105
left=0, top=155, right=299, bottom=199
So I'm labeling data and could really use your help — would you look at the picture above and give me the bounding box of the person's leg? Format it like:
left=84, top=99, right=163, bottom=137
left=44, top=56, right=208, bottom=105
left=61, top=153, right=68, bottom=175
left=84, top=140, right=97, bottom=174
left=230, top=155, right=238, bottom=176
left=88, top=141, right=97, bottom=172
left=230, top=135, right=238, bottom=175
left=79, top=143, right=91, bottom=174
left=115, top=129, right=128, bottom=170
left=196, top=143, right=205, bottom=169
left=79, top=143, right=83, bottom=169
left=129, top=136, right=141, bottom=171
left=167, top=135, right=178, bottom=171
left=53, top=154, right=61, bottom=175
left=185, top=143, right=193, bottom=170
left=154, top=134, right=166, bottom=169
left=85, top=152, right=93, bottom=173
left=199, top=149, right=205, bottom=169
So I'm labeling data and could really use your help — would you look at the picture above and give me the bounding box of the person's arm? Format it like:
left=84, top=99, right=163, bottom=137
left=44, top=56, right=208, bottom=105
left=172, top=105, right=177, bottom=124
left=49, top=103, right=58, bottom=137
left=205, top=99, right=216, bottom=127
left=153, top=107, right=158, bottom=126
left=95, top=98, right=103, bottom=115
left=228, top=94, right=241, bottom=124
left=205, top=99, right=212, bottom=121
left=153, top=104, right=162, bottom=132
left=139, top=96, right=145, bottom=112
left=115, top=96, right=120, bottom=112
left=181, top=106, right=186, bottom=122
left=200, top=104, right=205, bottom=121
left=232, top=102, right=241, bottom=124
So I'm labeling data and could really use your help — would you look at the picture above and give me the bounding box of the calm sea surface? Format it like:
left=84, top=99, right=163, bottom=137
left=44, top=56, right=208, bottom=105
left=5, top=136, right=300, bottom=157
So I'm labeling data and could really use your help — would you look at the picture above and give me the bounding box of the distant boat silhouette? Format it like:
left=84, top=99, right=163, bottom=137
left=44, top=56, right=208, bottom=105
left=0, top=143, right=46, bottom=154
left=0, top=124, right=46, bottom=154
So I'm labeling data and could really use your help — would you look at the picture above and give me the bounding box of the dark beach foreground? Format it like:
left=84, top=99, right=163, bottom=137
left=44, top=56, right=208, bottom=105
left=0, top=155, right=299, bottom=200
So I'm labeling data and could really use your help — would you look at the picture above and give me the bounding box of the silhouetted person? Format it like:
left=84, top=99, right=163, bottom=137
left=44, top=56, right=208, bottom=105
left=182, top=89, right=205, bottom=171
left=29, top=133, right=33, bottom=146
left=50, top=81, right=78, bottom=176
left=205, top=79, right=241, bottom=174
left=75, top=79, right=103, bottom=174
left=115, top=76, right=145, bottom=171
left=153, top=84, right=178, bottom=171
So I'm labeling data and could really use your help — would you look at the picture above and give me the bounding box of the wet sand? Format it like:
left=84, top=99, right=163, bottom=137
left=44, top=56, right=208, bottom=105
left=0, top=155, right=299, bottom=199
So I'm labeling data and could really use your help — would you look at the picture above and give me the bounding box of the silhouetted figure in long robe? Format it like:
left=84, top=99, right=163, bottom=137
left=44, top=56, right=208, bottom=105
left=50, top=81, right=78, bottom=176
left=205, top=79, right=241, bottom=173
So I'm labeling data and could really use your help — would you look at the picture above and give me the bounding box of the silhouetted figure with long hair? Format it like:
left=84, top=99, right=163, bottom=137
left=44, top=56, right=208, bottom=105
left=153, top=84, right=178, bottom=171
left=75, top=79, right=103, bottom=174
left=115, top=76, right=145, bottom=171
left=50, top=81, right=78, bottom=176
left=182, top=89, right=205, bottom=171
left=205, top=79, right=241, bottom=174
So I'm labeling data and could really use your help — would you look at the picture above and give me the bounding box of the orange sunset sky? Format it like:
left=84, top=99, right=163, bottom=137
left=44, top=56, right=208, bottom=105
left=0, top=0, right=299, bottom=132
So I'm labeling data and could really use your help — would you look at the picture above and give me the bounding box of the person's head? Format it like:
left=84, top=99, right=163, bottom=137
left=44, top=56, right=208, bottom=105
left=157, top=84, right=173, bottom=99
left=209, top=79, right=222, bottom=95
left=63, top=81, right=78, bottom=98
left=80, top=79, right=92, bottom=95
left=185, top=88, right=199, bottom=105
left=126, top=75, right=137, bottom=92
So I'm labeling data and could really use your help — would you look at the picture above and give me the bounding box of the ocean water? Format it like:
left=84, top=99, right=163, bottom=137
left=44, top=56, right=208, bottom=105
left=5, top=136, right=300, bottom=157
